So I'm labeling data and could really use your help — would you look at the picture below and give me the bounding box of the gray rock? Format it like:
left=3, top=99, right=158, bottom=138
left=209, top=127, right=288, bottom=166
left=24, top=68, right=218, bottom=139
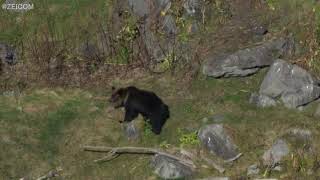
left=189, top=22, right=199, bottom=34
left=262, top=139, right=289, bottom=167
left=314, top=104, right=320, bottom=117
left=183, top=0, right=201, bottom=17
left=122, top=121, right=139, bottom=140
left=150, top=154, right=193, bottom=179
left=247, top=164, right=260, bottom=176
left=259, top=59, right=320, bottom=108
left=198, top=124, right=240, bottom=161
left=162, top=15, right=177, bottom=35
left=273, top=165, right=282, bottom=171
left=0, top=42, right=18, bottom=65
left=141, top=30, right=168, bottom=62
left=128, top=0, right=150, bottom=17
left=249, top=92, right=277, bottom=107
left=288, top=128, right=312, bottom=142
left=128, top=0, right=170, bottom=18
left=252, top=25, right=268, bottom=36
left=202, top=39, right=289, bottom=78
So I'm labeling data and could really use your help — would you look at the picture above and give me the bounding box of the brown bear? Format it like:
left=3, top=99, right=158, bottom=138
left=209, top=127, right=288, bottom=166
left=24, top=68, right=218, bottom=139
left=109, top=86, right=169, bottom=134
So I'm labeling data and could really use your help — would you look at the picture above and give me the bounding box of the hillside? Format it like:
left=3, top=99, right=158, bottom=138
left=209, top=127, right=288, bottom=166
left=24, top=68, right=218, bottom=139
left=1, top=0, right=320, bottom=179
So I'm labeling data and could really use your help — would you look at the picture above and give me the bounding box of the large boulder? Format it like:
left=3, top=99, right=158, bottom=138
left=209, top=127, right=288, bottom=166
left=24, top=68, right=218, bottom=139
left=258, top=59, right=320, bottom=108
left=198, top=124, right=240, bottom=161
left=150, top=154, right=193, bottom=179
left=202, top=38, right=293, bottom=78
left=262, top=139, right=289, bottom=168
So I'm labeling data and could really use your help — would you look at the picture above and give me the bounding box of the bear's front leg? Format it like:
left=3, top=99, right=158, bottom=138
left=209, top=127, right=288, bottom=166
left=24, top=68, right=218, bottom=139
left=123, top=107, right=138, bottom=123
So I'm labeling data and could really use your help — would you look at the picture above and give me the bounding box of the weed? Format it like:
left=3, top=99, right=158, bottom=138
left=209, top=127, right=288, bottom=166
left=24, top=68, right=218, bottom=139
left=266, top=0, right=278, bottom=10
left=178, top=129, right=200, bottom=147
left=143, top=119, right=153, bottom=136
left=160, top=140, right=171, bottom=149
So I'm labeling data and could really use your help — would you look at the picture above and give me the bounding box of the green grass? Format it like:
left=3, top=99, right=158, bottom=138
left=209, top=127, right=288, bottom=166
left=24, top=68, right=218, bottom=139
left=1, top=0, right=320, bottom=179
left=0, top=0, right=110, bottom=43
left=39, top=99, right=80, bottom=160
left=1, top=70, right=320, bottom=179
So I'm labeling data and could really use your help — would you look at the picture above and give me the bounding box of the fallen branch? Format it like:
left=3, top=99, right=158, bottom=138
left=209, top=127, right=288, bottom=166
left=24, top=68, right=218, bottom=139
left=94, top=151, right=119, bottom=163
left=35, top=167, right=62, bottom=180
left=200, top=153, right=225, bottom=174
left=224, top=153, right=243, bottom=163
left=83, top=146, right=196, bottom=169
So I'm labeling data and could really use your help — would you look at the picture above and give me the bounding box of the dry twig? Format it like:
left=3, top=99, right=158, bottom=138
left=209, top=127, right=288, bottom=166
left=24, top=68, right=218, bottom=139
left=83, top=145, right=196, bottom=169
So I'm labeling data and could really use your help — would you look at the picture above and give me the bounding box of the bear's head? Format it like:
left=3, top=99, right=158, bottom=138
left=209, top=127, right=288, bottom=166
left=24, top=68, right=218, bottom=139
left=109, top=86, right=128, bottom=108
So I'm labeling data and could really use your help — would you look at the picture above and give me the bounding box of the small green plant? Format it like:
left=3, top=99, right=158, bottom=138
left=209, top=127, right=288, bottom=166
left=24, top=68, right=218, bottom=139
left=160, top=140, right=171, bottom=149
left=178, top=129, right=200, bottom=147
left=266, top=0, right=277, bottom=10
left=160, top=52, right=176, bottom=70
left=143, top=120, right=153, bottom=136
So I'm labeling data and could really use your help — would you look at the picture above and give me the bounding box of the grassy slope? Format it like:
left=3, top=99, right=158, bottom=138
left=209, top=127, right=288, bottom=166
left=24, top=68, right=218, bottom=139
left=1, top=70, right=320, bottom=179
left=1, top=0, right=320, bottom=179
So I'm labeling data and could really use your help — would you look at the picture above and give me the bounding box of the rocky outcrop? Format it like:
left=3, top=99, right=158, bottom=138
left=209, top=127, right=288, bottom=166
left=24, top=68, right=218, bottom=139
left=255, top=59, right=320, bottom=108
left=202, top=38, right=293, bottom=78
left=198, top=124, right=240, bottom=161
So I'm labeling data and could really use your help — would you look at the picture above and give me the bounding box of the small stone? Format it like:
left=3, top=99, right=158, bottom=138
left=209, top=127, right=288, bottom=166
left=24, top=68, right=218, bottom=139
left=262, top=139, right=289, bottom=167
left=288, top=128, right=312, bottom=141
left=247, top=164, right=260, bottom=176
left=150, top=154, right=193, bottom=179
left=122, top=121, right=139, bottom=140
left=273, top=165, right=282, bottom=171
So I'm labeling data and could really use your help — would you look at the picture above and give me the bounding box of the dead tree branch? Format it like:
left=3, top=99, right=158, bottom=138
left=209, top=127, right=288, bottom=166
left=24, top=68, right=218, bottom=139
left=83, top=146, right=196, bottom=169
left=200, top=153, right=225, bottom=174
left=35, top=167, right=62, bottom=180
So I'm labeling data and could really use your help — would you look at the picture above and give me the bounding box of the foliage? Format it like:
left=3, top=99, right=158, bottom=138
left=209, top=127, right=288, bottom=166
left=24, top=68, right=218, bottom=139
left=160, top=140, right=171, bottom=149
left=143, top=119, right=153, bottom=136
left=266, top=0, right=278, bottom=10
left=178, top=129, right=200, bottom=147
